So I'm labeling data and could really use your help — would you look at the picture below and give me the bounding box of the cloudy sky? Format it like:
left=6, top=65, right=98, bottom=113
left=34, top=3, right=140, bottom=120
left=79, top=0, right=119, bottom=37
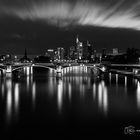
left=0, top=0, right=140, bottom=54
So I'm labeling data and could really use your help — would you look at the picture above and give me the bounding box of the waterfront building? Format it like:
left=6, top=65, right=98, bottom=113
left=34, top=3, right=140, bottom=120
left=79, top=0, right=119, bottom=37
left=46, top=49, right=55, bottom=60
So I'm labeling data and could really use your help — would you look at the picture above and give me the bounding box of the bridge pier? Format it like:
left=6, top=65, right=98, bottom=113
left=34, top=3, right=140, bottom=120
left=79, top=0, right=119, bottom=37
left=6, top=65, right=12, bottom=73
left=2, top=69, right=6, bottom=76
left=56, top=66, right=62, bottom=78
left=133, top=68, right=140, bottom=75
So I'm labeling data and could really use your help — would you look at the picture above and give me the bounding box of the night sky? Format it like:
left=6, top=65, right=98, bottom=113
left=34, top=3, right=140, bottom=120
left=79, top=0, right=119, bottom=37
left=0, top=0, right=140, bottom=54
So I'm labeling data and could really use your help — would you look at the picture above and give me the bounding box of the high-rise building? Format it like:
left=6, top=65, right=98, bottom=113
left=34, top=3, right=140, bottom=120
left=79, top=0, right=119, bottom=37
left=46, top=49, right=55, bottom=60
left=76, top=35, right=83, bottom=60
left=57, top=47, right=65, bottom=60
left=69, top=46, right=76, bottom=60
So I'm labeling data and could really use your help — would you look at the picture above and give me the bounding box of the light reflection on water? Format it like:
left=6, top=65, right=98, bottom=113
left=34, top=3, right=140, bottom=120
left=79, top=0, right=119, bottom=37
left=137, top=81, right=140, bottom=110
left=0, top=66, right=140, bottom=126
left=6, top=77, right=12, bottom=124
left=97, top=81, right=108, bottom=115
left=57, top=79, right=63, bottom=113
left=32, top=82, right=36, bottom=109
left=14, top=83, right=19, bottom=117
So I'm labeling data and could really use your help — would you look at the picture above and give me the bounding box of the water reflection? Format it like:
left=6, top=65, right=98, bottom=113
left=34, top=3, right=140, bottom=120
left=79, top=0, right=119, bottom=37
left=14, top=83, right=19, bottom=118
left=6, top=77, right=12, bottom=124
left=137, top=81, right=140, bottom=110
left=97, top=81, right=108, bottom=115
left=68, top=83, right=72, bottom=102
left=93, top=83, right=96, bottom=99
left=125, top=76, right=127, bottom=93
left=109, top=72, right=112, bottom=86
left=57, top=79, right=63, bottom=113
left=1, top=69, right=140, bottom=127
left=26, top=75, right=30, bottom=92
left=32, top=82, right=36, bottom=109
left=1, top=79, right=5, bottom=99
left=116, top=74, right=118, bottom=90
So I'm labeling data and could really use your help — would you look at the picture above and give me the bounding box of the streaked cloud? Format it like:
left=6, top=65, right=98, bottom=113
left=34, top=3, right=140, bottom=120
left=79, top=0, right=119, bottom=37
left=1, top=0, right=140, bottom=30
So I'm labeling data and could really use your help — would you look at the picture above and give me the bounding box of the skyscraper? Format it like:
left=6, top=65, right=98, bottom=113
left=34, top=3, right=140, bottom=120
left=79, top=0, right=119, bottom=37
left=76, top=35, right=83, bottom=60
left=57, top=47, right=65, bottom=60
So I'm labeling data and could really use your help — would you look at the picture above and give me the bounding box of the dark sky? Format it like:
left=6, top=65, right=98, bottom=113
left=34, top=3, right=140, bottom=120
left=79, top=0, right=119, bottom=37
left=0, top=0, right=140, bottom=54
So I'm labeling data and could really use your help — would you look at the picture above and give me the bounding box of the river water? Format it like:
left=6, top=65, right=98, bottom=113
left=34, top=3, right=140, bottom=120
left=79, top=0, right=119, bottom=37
left=0, top=66, right=140, bottom=138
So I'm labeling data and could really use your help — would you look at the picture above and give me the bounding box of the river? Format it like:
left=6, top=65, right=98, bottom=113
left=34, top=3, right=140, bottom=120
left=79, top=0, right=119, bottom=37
left=0, top=66, right=140, bottom=138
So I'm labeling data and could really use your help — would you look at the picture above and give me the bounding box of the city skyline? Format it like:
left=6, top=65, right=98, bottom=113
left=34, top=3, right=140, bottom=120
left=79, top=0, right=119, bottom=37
left=0, top=28, right=140, bottom=55
left=1, top=1, right=140, bottom=138
left=1, top=0, right=140, bottom=54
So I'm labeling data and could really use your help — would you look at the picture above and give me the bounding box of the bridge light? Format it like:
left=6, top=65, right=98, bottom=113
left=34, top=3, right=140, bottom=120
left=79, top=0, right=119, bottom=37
left=15, top=55, right=17, bottom=60
left=135, top=70, right=138, bottom=74
left=102, top=66, right=106, bottom=72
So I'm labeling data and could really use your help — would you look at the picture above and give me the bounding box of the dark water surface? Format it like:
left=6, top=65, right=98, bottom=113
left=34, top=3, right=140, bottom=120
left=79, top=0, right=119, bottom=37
left=0, top=66, right=140, bottom=138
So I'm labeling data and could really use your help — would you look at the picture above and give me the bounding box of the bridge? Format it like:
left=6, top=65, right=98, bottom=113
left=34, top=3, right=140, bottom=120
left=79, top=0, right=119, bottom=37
left=0, top=62, right=106, bottom=77
left=105, top=63, right=140, bottom=77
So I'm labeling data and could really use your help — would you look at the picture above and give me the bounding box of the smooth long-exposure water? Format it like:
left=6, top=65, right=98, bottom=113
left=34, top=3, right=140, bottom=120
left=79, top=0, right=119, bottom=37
left=0, top=66, right=140, bottom=138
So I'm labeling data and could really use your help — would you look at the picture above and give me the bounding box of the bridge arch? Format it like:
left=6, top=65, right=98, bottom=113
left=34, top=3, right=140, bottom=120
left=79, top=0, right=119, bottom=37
left=12, top=65, right=56, bottom=72
left=12, top=66, right=31, bottom=72
left=62, top=65, right=87, bottom=70
left=32, top=65, right=56, bottom=72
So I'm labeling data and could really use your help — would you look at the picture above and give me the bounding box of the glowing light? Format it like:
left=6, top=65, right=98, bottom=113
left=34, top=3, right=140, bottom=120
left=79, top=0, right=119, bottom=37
left=109, top=73, right=112, bottom=85
left=26, top=67, right=30, bottom=75
left=47, top=49, right=54, bottom=52
left=30, top=66, right=33, bottom=74
left=26, top=75, right=30, bottom=92
left=93, top=83, right=96, bottom=99
left=102, top=66, right=106, bottom=72
left=14, top=83, right=19, bottom=117
left=6, top=78, right=12, bottom=123
left=137, top=81, right=140, bottom=110
left=124, top=76, right=127, bottom=94
left=98, top=83, right=102, bottom=108
left=32, top=82, right=36, bottom=109
left=116, top=74, right=118, bottom=85
left=68, top=83, right=72, bottom=102
left=6, top=66, right=12, bottom=73
left=125, top=76, right=127, bottom=87
left=103, top=86, right=108, bottom=115
left=2, top=83, right=5, bottom=98
left=98, top=81, right=108, bottom=115
left=57, top=79, right=63, bottom=113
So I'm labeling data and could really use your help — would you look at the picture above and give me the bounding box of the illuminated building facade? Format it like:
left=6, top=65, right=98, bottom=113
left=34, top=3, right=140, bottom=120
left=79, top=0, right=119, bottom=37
left=56, top=47, right=65, bottom=60
left=46, top=49, right=55, bottom=60
left=76, top=35, right=83, bottom=60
